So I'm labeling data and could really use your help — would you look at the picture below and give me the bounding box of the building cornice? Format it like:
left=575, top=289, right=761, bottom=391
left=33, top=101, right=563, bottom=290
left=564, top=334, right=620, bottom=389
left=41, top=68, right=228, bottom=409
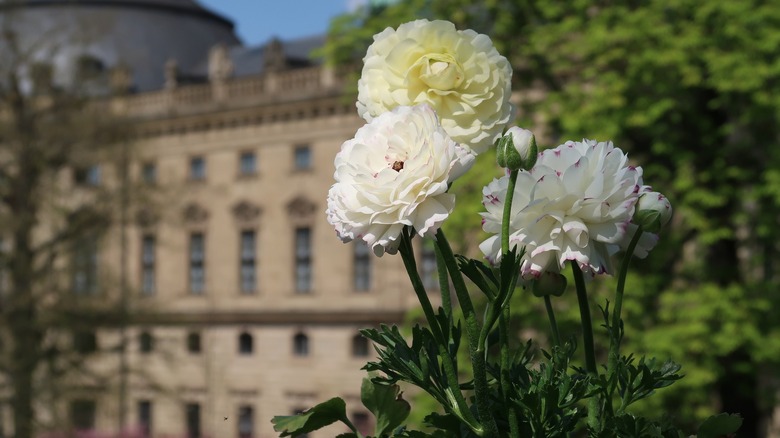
left=130, top=310, right=405, bottom=326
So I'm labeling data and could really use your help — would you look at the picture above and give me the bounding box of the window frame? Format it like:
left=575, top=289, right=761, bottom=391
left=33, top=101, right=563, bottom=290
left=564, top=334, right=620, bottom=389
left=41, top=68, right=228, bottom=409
left=189, top=156, right=206, bottom=182
left=72, top=234, right=99, bottom=295
left=353, top=241, right=371, bottom=292
left=70, top=399, right=97, bottom=431
left=238, top=151, right=257, bottom=177
left=185, top=402, right=201, bottom=438
left=294, top=227, right=312, bottom=293
left=293, top=145, right=312, bottom=171
left=420, top=240, right=440, bottom=291
left=352, top=334, right=370, bottom=358
left=141, top=234, right=156, bottom=295
left=139, top=331, right=154, bottom=354
left=238, top=332, right=253, bottom=355
left=293, top=332, right=309, bottom=357
left=141, top=161, right=157, bottom=185
left=187, top=331, right=202, bottom=354
left=239, top=230, right=257, bottom=294
left=138, top=399, right=152, bottom=438
left=237, top=405, right=254, bottom=438
left=189, top=232, right=206, bottom=295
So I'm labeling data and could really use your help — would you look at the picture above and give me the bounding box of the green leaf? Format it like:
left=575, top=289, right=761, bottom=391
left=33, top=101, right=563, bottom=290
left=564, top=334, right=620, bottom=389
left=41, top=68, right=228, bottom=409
left=272, top=397, right=356, bottom=437
left=361, top=378, right=411, bottom=437
left=697, top=413, right=742, bottom=438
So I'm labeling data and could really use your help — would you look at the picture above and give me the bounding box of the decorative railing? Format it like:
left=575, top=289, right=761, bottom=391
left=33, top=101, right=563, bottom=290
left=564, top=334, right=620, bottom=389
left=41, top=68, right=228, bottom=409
left=118, top=65, right=349, bottom=119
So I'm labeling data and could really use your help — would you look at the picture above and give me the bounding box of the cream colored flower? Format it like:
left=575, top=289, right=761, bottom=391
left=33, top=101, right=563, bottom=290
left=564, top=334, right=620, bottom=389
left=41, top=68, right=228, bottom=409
left=480, top=139, right=657, bottom=277
left=357, top=19, right=513, bottom=154
left=326, top=104, right=474, bottom=256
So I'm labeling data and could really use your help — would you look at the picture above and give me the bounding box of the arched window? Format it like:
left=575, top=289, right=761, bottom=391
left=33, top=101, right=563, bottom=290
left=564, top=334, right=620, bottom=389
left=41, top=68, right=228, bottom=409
left=238, top=332, right=253, bottom=355
left=73, top=330, right=97, bottom=354
left=352, top=335, right=369, bottom=358
left=293, top=333, right=309, bottom=357
left=187, top=332, right=201, bottom=354
left=139, top=331, right=154, bottom=353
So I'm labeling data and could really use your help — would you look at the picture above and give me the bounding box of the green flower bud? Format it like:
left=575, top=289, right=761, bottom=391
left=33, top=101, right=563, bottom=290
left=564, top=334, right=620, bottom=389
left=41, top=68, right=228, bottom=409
left=532, top=271, right=567, bottom=297
left=496, top=127, right=538, bottom=171
left=634, top=191, right=672, bottom=233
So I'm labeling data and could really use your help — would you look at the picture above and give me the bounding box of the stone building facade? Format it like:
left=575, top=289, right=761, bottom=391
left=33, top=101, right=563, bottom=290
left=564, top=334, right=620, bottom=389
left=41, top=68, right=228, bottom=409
left=0, top=1, right=432, bottom=437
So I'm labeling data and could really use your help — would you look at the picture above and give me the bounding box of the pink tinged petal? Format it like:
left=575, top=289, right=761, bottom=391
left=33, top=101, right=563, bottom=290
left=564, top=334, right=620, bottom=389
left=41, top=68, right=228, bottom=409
left=587, top=221, right=626, bottom=244
left=413, top=194, right=455, bottom=237
left=561, top=155, right=590, bottom=194
left=531, top=172, right=567, bottom=200
left=562, top=218, right=589, bottom=248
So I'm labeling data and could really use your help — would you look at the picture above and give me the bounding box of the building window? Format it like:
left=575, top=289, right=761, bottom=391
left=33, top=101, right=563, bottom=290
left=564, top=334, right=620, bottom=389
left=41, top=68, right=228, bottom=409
left=237, top=405, right=254, bottom=438
left=141, top=235, right=156, bottom=295
left=293, top=333, right=309, bottom=357
left=187, top=332, right=202, bottom=354
left=76, top=55, right=105, bottom=80
left=139, top=331, right=154, bottom=353
left=185, top=402, right=201, bottom=438
left=73, top=330, right=97, bottom=354
left=190, top=156, right=206, bottom=181
left=239, top=151, right=257, bottom=176
left=294, top=227, right=312, bottom=293
left=352, top=335, right=369, bottom=358
left=240, top=230, right=256, bottom=294
left=70, top=399, right=96, bottom=431
left=293, top=145, right=311, bottom=170
left=142, top=162, right=157, bottom=184
left=351, top=411, right=373, bottom=437
left=353, top=241, right=371, bottom=291
left=420, top=241, right=439, bottom=291
left=189, top=233, right=205, bottom=294
left=72, top=235, right=98, bottom=295
left=238, top=332, right=253, bottom=355
left=74, top=165, right=101, bottom=186
left=138, top=400, right=152, bottom=438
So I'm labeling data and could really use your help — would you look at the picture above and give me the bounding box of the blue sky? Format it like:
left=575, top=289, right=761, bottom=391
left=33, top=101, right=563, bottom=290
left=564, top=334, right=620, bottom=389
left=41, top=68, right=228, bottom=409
left=198, top=0, right=361, bottom=46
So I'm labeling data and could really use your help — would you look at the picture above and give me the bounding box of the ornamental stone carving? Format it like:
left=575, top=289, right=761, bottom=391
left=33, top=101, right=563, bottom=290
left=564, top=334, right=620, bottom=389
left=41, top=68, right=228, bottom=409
left=182, top=203, right=209, bottom=224
left=286, top=196, right=316, bottom=221
left=135, top=208, right=159, bottom=228
left=208, top=44, right=233, bottom=82
left=232, top=200, right=262, bottom=223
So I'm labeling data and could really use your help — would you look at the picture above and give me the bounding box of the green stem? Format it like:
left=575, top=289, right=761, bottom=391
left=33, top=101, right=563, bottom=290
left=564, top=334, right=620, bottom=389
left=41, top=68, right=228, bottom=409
left=608, top=226, right=644, bottom=412
left=398, top=230, right=482, bottom=433
left=571, top=262, right=597, bottom=373
left=501, top=170, right=519, bottom=254
left=499, top=170, right=520, bottom=437
left=571, top=261, right=599, bottom=430
left=543, top=295, right=561, bottom=347
left=434, top=243, right=452, bottom=322
left=500, top=308, right=520, bottom=438
left=436, top=229, right=498, bottom=438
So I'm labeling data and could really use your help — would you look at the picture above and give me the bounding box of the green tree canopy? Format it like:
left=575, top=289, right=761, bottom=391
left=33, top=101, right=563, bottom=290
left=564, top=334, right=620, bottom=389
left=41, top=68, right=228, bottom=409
left=322, top=1, right=780, bottom=435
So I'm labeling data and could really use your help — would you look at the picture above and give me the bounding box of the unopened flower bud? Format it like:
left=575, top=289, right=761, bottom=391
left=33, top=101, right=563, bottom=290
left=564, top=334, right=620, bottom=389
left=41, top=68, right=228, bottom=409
left=634, top=192, right=672, bottom=233
left=532, top=271, right=567, bottom=297
left=496, top=127, right=537, bottom=171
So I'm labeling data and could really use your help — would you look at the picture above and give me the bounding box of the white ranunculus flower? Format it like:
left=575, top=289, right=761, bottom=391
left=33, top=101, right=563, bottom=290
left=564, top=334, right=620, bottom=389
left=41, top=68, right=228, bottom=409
left=357, top=19, right=514, bottom=154
left=326, top=104, right=475, bottom=256
left=479, top=139, right=658, bottom=277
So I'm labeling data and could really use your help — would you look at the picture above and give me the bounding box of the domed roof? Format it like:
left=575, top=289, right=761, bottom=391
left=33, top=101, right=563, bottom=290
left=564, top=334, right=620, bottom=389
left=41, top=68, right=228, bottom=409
left=0, top=0, right=242, bottom=92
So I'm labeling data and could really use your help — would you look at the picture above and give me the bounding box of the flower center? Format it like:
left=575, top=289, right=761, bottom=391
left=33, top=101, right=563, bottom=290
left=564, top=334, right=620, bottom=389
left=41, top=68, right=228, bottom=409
left=416, top=53, right=464, bottom=91
left=391, top=161, right=404, bottom=172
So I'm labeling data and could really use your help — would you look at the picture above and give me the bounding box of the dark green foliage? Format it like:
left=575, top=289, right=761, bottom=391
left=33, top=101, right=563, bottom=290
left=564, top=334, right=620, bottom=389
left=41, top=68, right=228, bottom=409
left=272, top=398, right=356, bottom=437
left=361, top=322, right=463, bottom=409
left=361, top=377, right=412, bottom=437
left=697, top=413, right=743, bottom=438
left=506, top=342, right=591, bottom=437
left=317, top=0, right=780, bottom=431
